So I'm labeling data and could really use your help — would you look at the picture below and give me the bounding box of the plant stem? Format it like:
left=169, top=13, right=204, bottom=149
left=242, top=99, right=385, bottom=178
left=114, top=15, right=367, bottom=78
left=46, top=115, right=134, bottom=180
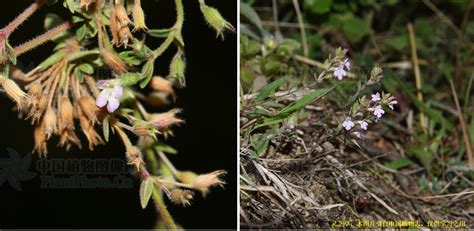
left=155, top=149, right=178, bottom=176
left=152, top=186, right=177, bottom=230
left=14, top=22, right=71, bottom=56
left=150, top=0, right=184, bottom=59
left=2, top=0, right=44, bottom=36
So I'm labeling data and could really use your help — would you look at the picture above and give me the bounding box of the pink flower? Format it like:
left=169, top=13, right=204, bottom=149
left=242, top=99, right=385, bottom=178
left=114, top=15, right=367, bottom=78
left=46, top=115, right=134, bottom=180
left=96, top=80, right=124, bottom=113
left=388, top=100, right=397, bottom=110
left=371, top=92, right=381, bottom=102
left=358, top=120, right=368, bottom=130
left=373, top=105, right=385, bottom=119
left=342, top=117, right=354, bottom=130
left=334, top=65, right=346, bottom=80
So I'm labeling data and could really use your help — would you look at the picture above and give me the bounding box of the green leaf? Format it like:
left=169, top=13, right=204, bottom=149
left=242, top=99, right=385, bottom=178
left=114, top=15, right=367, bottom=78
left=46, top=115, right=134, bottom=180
left=258, top=87, right=333, bottom=128
left=174, top=32, right=185, bottom=48
left=78, top=63, right=94, bottom=74
left=383, top=157, right=414, bottom=170
left=139, top=178, right=154, bottom=209
left=305, top=0, right=333, bottom=14
left=38, top=51, right=66, bottom=69
left=148, top=28, right=172, bottom=38
left=255, top=77, right=287, bottom=102
left=155, top=141, right=178, bottom=155
left=342, top=17, right=369, bottom=43
left=408, top=146, right=432, bottom=170
left=140, top=60, right=155, bottom=88
left=120, top=72, right=142, bottom=86
left=76, top=24, right=87, bottom=41
left=240, top=2, right=263, bottom=29
left=67, top=50, right=100, bottom=62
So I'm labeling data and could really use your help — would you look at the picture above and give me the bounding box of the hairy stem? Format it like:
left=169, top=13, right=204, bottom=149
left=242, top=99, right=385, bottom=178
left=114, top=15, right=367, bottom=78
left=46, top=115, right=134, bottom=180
left=150, top=0, right=184, bottom=59
left=2, top=0, right=44, bottom=36
left=152, top=186, right=177, bottom=230
left=14, top=22, right=71, bottom=56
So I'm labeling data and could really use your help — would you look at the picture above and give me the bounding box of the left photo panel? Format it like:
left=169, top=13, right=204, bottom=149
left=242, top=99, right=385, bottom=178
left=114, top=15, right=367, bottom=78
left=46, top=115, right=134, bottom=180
left=0, top=0, right=236, bottom=229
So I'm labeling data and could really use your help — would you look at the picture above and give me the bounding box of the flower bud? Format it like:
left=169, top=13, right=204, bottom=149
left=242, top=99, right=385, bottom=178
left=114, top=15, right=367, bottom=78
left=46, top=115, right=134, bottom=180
left=147, top=108, right=184, bottom=128
left=169, top=189, right=193, bottom=207
left=175, top=171, right=197, bottom=185
left=132, top=121, right=159, bottom=139
left=200, top=3, right=235, bottom=39
left=149, top=76, right=174, bottom=97
left=34, top=120, right=47, bottom=156
left=126, top=146, right=144, bottom=171
left=192, top=170, right=226, bottom=189
left=168, top=51, right=186, bottom=87
left=132, top=0, right=148, bottom=31
left=114, top=2, right=132, bottom=26
left=0, top=77, right=28, bottom=110
left=44, top=106, right=58, bottom=139
left=59, top=96, right=74, bottom=130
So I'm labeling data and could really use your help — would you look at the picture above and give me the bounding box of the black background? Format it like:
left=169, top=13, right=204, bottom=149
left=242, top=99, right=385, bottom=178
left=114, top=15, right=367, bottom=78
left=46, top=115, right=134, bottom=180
left=0, top=0, right=236, bottom=229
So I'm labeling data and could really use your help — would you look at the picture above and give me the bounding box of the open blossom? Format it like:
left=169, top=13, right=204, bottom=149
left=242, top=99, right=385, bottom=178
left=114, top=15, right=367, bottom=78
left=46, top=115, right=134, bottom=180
left=373, top=105, right=385, bottom=119
left=334, top=65, right=347, bottom=80
left=358, top=120, right=368, bottom=130
left=371, top=92, right=381, bottom=102
left=96, top=80, right=124, bottom=113
left=342, top=117, right=354, bottom=130
left=388, top=100, right=398, bottom=110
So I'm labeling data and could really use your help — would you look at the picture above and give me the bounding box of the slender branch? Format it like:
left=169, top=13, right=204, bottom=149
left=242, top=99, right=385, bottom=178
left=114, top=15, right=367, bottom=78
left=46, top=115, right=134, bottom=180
left=292, top=0, right=309, bottom=57
left=152, top=186, right=177, bottom=230
left=155, top=149, right=178, bottom=176
left=150, top=0, right=184, bottom=59
left=14, top=22, right=71, bottom=56
left=407, top=23, right=428, bottom=132
left=2, top=0, right=45, bottom=36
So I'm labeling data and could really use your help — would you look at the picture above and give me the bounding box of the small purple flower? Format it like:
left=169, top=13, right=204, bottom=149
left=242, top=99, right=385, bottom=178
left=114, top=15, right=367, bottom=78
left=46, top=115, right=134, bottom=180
left=358, top=120, right=368, bottom=130
left=334, top=65, right=346, bottom=80
left=388, top=100, right=398, bottom=110
left=342, top=117, right=354, bottom=130
left=371, top=92, right=381, bottom=102
left=373, top=105, right=385, bottom=119
left=96, top=80, right=124, bottom=113
left=353, top=131, right=363, bottom=139
left=342, top=58, right=350, bottom=70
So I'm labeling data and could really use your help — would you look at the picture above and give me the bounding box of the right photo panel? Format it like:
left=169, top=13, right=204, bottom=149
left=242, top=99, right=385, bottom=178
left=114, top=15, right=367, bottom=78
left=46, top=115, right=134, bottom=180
left=240, top=0, right=474, bottom=229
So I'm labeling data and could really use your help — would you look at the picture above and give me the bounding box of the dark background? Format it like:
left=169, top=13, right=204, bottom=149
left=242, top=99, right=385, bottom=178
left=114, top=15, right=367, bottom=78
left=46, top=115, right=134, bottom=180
left=0, top=0, right=236, bottom=229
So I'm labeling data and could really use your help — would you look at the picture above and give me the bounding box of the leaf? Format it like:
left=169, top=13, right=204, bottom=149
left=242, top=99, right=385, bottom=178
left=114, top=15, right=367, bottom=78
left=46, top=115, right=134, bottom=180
left=155, top=142, right=178, bottom=155
left=78, top=63, right=94, bottom=74
left=67, top=50, right=99, bottom=62
left=258, top=87, right=333, bottom=128
left=148, top=28, right=172, bottom=38
left=139, top=178, right=154, bottom=209
left=174, top=32, right=185, bottom=48
left=383, top=157, right=413, bottom=170
left=76, top=24, right=87, bottom=41
left=306, top=0, right=333, bottom=14
left=240, top=2, right=263, bottom=29
left=408, top=146, right=432, bottom=170
left=140, top=59, right=155, bottom=88
left=255, top=77, right=287, bottom=102
left=342, top=17, right=370, bottom=43
left=38, top=51, right=66, bottom=69
left=103, top=117, right=109, bottom=142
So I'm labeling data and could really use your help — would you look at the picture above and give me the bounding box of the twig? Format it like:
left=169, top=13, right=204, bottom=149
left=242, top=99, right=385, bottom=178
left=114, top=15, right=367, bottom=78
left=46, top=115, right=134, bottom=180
left=448, top=79, right=474, bottom=169
left=421, top=0, right=462, bottom=36
left=291, top=0, right=309, bottom=57
left=407, top=23, right=428, bottom=132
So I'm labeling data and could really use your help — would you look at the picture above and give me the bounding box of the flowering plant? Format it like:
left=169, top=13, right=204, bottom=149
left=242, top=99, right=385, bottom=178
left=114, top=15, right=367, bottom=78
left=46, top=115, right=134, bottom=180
left=0, top=0, right=233, bottom=228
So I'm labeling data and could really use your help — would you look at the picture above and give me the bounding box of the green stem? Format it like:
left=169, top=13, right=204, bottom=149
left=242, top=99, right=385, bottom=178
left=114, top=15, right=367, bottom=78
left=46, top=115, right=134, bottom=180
left=145, top=149, right=159, bottom=175
left=14, top=22, right=71, bottom=56
left=152, top=186, right=177, bottom=230
left=150, top=0, right=184, bottom=59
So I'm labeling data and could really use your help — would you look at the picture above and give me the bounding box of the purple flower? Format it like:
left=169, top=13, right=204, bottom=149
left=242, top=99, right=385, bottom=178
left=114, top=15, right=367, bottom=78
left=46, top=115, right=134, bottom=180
left=358, top=120, right=368, bottom=130
left=96, top=80, right=124, bottom=113
left=373, top=105, right=385, bottom=119
left=342, top=58, right=350, bottom=70
left=342, top=117, right=354, bottom=130
left=371, top=92, right=381, bottom=102
left=353, top=131, right=363, bottom=139
left=388, top=100, right=398, bottom=110
left=334, top=65, right=346, bottom=80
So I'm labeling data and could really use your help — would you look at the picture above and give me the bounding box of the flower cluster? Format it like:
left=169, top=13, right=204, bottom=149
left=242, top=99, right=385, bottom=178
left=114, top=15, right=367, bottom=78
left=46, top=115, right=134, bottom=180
left=317, top=48, right=351, bottom=81
left=341, top=90, right=397, bottom=139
